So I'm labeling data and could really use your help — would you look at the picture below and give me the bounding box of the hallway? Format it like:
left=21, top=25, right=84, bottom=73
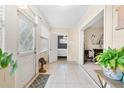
left=0, top=5, right=123, bottom=88
left=45, top=61, right=98, bottom=88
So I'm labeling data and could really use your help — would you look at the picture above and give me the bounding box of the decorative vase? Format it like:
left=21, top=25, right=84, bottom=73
left=122, top=75, right=124, bottom=83
left=102, top=67, right=123, bottom=80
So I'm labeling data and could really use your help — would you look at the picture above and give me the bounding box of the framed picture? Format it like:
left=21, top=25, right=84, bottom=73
left=116, top=6, right=124, bottom=30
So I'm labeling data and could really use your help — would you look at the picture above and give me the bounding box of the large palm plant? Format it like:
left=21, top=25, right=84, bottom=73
left=0, top=48, right=17, bottom=75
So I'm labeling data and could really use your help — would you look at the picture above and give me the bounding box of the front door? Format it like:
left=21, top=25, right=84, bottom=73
left=16, top=10, right=37, bottom=87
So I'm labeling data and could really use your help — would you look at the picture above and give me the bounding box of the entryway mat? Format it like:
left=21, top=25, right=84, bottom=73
left=29, top=74, right=50, bottom=88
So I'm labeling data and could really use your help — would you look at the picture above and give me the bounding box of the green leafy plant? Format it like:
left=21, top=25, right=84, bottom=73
left=0, top=48, right=17, bottom=75
left=96, top=47, right=124, bottom=72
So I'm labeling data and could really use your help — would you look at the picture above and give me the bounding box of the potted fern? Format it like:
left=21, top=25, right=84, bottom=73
left=96, top=47, right=124, bottom=81
left=0, top=48, right=17, bottom=75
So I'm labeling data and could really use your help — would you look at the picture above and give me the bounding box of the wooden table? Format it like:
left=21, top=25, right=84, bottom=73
left=94, top=70, right=124, bottom=88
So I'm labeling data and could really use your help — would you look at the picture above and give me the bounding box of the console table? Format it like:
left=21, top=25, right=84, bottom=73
left=94, top=70, right=124, bottom=88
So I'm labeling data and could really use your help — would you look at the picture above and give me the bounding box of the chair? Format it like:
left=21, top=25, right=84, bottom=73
left=84, top=50, right=93, bottom=63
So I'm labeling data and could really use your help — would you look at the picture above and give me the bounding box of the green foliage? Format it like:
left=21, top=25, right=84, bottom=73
left=0, top=48, right=17, bottom=75
left=96, top=47, right=124, bottom=71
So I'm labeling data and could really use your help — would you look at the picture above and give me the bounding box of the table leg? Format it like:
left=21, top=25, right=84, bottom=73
left=97, top=74, right=107, bottom=88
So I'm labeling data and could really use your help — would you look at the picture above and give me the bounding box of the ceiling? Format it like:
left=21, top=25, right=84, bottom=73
left=35, top=5, right=89, bottom=28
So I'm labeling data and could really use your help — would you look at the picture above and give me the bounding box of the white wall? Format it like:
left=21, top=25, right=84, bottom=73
left=4, top=5, right=18, bottom=88
left=39, top=20, right=50, bottom=63
left=104, top=5, right=124, bottom=49
left=31, top=7, right=50, bottom=74
left=104, top=6, right=113, bottom=48
left=51, top=28, right=79, bottom=62
left=40, top=23, right=49, bottom=38
left=112, top=6, right=124, bottom=48
left=78, top=5, right=104, bottom=30
left=84, top=27, right=103, bottom=50
left=29, top=5, right=50, bottom=65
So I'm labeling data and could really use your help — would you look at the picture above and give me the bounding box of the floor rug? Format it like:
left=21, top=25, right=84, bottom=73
left=29, top=74, right=50, bottom=88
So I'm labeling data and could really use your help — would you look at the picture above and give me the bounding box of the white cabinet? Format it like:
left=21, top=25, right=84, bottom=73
left=58, top=49, right=67, bottom=56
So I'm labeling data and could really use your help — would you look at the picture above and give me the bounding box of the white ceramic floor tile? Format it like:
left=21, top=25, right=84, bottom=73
left=44, top=61, right=98, bottom=88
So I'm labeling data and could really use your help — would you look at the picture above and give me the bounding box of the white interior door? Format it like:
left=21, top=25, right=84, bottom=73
left=16, top=11, right=37, bottom=87
left=49, top=33, right=57, bottom=63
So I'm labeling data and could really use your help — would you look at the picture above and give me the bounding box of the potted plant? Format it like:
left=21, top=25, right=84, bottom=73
left=0, top=48, right=17, bottom=75
left=96, top=47, right=124, bottom=81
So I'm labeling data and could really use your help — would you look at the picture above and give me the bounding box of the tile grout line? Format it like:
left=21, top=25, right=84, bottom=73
left=80, top=65, right=101, bottom=88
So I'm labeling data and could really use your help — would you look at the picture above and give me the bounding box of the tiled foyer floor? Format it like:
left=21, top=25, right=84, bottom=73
left=44, top=61, right=99, bottom=88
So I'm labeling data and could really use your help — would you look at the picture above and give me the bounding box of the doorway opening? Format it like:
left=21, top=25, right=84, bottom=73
left=83, top=10, right=104, bottom=65
left=57, top=34, right=68, bottom=61
left=80, top=10, right=104, bottom=86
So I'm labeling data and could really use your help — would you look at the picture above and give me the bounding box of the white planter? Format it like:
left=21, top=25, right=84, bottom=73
left=103, top=67, right=123, bottom=80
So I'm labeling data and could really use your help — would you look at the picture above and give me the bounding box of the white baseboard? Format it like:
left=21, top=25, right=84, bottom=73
left=25, top=73, right=39, bottom=88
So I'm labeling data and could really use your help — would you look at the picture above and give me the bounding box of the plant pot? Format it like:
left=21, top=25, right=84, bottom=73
left=122, top=75, right=124, bottom=83
left=118, top=64, right=124, bottom=72
left=102, top=67, right=123, bottom=80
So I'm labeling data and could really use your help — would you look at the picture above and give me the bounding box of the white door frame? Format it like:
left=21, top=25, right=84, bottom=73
left=79, top=30, right=84, bottom=65
left=56, top=33, right=68, bottom=61
left=79, top=9, right=105, bottom=65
